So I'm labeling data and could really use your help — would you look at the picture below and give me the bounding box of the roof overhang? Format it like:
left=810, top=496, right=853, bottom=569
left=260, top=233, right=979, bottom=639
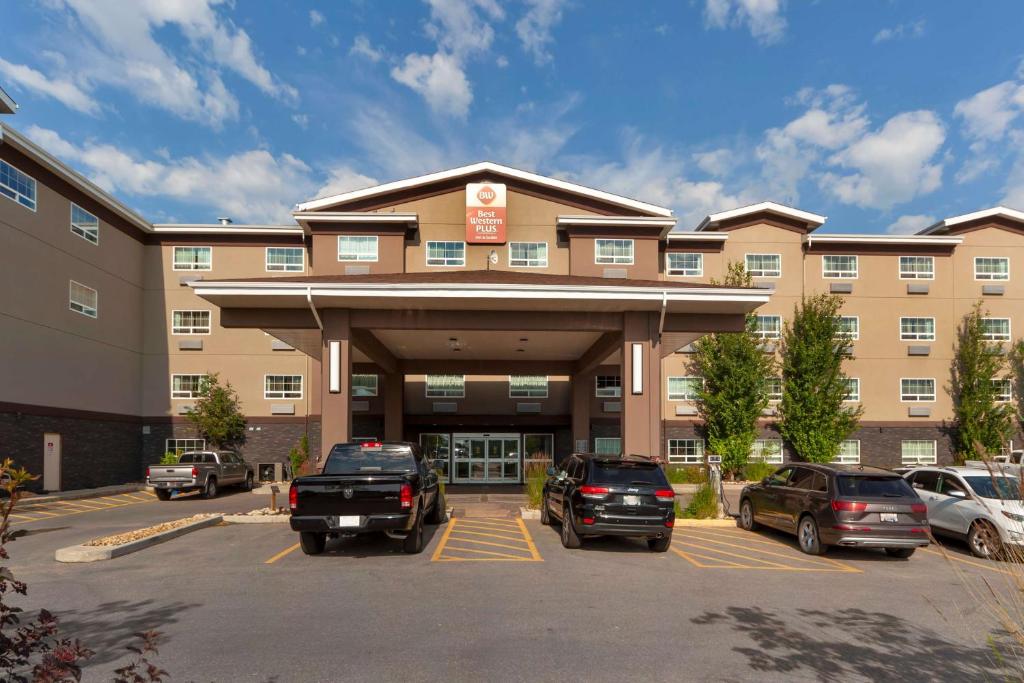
left=665, top=231, right=729, bottom=243
left=557, top=215, right=677, bottom=238
left=921, top=206, right=1024, bottom=234
left=804, top=234, right=963, bottom=247
left=292, top=211, right=419, bottom=236
left=697, top=201, right=826, bottom=232
left=0, top=86, right=16, bottom=115
left=152, top=224, right=302, bottom=236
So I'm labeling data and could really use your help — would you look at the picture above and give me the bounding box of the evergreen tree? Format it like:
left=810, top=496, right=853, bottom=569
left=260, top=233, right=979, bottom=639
left=185, top=373, right=247, bottom=448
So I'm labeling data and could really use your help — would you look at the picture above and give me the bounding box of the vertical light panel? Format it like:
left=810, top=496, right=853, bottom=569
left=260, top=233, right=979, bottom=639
left=329, top=340, right=341, bottom=393
left=631, top=342, right=643, bottom=395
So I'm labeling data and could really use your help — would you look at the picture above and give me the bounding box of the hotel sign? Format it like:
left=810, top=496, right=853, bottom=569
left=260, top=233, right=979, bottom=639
left=466, top=183, right=507, bottom=243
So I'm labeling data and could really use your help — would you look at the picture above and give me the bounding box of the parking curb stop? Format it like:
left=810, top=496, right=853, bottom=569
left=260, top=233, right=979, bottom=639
left=54, top=514, right=224, bottom=563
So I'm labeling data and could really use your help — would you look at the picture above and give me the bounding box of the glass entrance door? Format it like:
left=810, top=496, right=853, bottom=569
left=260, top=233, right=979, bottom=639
left=452, top=433, right=520, bottom=483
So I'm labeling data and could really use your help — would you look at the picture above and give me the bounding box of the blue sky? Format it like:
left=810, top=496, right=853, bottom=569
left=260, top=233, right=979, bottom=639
left=3, top=1, right=1024, bottom=233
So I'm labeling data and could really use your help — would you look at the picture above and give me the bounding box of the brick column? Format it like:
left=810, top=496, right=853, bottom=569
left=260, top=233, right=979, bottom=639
left=384, top=372, right=404, bottom=441
left=319, top=310, right=352, bottom=460
left=621, top=311, right=662, bottom=458
left=571, top=370, right=592, bottom=453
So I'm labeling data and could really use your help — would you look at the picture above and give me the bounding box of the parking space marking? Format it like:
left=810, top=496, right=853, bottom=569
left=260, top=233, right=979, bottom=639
left=671, top=530, right=862, bottom=573
left=265, top=543, right=301, bottom=564
left=432, top=516, right=542, bottom=562
left=692, top=528, right=864, bottom=573
left=683, top=530, right=850, bottom=570
left=919, top=547, right=1015, bottom=576
left=10, top=492, right=158, bottom=525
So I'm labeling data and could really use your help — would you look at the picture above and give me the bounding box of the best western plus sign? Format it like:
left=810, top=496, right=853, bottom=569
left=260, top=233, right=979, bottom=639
left=465, top=182, right=507, bottom=243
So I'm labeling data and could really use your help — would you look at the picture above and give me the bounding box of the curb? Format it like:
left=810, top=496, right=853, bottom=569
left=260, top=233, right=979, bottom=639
left=26, top=483, right=151, bottom=506
left=673, top=518, right=738, bottom=527
left=55, top=515, right=223, bottom=563
left=223, top=513, right=290, bottom=524
left=520, top=507, right=540, bottom=520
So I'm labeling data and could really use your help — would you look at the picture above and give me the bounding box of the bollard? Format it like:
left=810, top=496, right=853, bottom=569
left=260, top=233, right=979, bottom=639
left=270, top=485, right=280, bottom=511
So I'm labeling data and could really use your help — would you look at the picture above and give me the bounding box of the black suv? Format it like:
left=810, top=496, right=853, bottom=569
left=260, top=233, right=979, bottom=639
left=541, top=454, right=676, bottom=551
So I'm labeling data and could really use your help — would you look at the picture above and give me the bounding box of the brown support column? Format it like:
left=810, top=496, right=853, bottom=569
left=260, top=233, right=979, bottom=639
left=319, top=310, right=352, bottom=461
left=621, top=311, right=662, bottom=458
left=384, top=372, right=404, bottom=441
left=571, top=370, right=592, bottom=453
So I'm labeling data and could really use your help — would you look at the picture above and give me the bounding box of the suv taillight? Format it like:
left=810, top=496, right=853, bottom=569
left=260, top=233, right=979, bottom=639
left=191, top=466, right=198, bottom=478
left=145, top=466, right=150, bottom=479
left=579, top=485, right=609, bottom=498
left=911, top=503, right=927, bottom=514
left=289, top=484, right=298, bottom=510
left=654, top=488, right=675, bottom=502
left=400, top=483, right=413, bottom=509
left=832, top=500, right=868, bottom=513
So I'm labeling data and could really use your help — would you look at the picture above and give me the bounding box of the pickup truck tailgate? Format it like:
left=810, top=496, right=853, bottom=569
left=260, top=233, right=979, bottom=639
left=147, top=465, right=196, bottom=484
left=293, top=475, right=409, bottom=517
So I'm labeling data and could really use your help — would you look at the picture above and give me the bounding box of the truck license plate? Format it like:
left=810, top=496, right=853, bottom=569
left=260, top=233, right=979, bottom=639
left=880, top=513, right=898, bottom=523
left=622, top=495, right=641, bottom=506
left=336, top=516, right=360, bottom=527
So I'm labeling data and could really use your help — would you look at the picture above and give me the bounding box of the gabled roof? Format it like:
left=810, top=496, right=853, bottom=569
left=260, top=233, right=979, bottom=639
left=0, top=86, right=16, bottom=115
left=920, top=206, right=1024, bottom=235
left=804, top=234, right=962, bottom=247
left=295, top=161, right=674, bottom=217
left=696, top=201, right=827, bottom=232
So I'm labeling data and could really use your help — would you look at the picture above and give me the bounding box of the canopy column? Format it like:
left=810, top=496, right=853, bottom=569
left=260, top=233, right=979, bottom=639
left=621, top=311, right=662, bottom=459
left=320, top=310, right=352, bottom=460
left=571, top=370, right=593, bottom=453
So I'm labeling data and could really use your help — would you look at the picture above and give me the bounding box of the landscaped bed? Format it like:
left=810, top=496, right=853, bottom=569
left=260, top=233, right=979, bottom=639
left=83, top=513, right=220, bottom=546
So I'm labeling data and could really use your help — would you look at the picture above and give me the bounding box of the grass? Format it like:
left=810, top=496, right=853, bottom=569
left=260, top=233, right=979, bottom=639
left=742, top=461, right=776, bottom=483
left=525, top=464, right=548, bottom=509
left=681, top=482, right=719, bottom=519
left=665, top=466, right=707, bottom=485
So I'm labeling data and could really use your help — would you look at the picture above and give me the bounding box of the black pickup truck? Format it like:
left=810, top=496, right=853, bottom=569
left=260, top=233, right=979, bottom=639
left=289, top=441, right=446, bottom=555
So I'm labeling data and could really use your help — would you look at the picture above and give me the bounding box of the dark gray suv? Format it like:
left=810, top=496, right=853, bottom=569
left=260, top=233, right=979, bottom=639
left=738, top=463, right=930, bottom=557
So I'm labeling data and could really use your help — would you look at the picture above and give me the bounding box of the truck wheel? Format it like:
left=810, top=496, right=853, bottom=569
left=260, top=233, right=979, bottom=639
left=648, top=535, right=672, bottom=553
left=202, top=477, right=218, bottom=499
left=403, top=510, right=424, bottom=554
left=242, top=473, right=254, bottom=491
left=561, top=503, right=582, bottom=549
left=299, top=532, right=326, bottom=555
left=427, top=491, right=446, bottom=524
left=155, top=489, right=172, bottom=501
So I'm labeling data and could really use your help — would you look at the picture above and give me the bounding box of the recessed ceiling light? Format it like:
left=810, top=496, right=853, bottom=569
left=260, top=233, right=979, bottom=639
left=519, top=337, right=528, bottom=342
left=516, top=348, right=525, bottom=352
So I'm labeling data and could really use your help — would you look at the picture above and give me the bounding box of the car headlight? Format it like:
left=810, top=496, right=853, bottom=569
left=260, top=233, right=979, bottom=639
left=1001, top=511, right=1024, bottom=523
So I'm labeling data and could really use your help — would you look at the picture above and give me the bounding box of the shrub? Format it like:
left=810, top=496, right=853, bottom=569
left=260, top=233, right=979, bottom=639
left=742, top=461, right=776, bottom=482
left=288, top=434, right=310, bottom=479
left=682, top=482, right=719, bottom=519
left=185, top=373, right=246, bottom=449
left=159, top=452, right=178, bottom=465
left=666, top=466, right=706, bottom=485
left=525, top=464, right=548, bottom=509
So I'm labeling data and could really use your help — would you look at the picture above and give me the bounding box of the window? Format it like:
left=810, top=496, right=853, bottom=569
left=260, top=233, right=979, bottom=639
left=595, top=375, right=621, bottom=398
left=337, top=235, right=378, bottom=262
left=171, top=374, right=205, bottom=399
left=667, top=252, right=703, bottom=276
left=266, top=247, right=304, bottom=272
left=595, top=239, right=634, bottom=265
left=70, top=204, right=99, bottom=244
left=745, top=253, right=781, bottom=278
left=426, top=374, right=465, bottom=398
left=667, top=439, right=705, bottom=464
left=753, top=315, right=782, bottom=340
left=265, top=375, right=303, bottom=399
left=993, top=378, right=1013, bottom=403
left=69, top=281, right=97, bottom=318
left=165, top=438, right=205, bottom=454
left=766, top=377, right=783, bottom=402
left=900, top=317, right=935, bottom=341
left=901, top=378, right=936, bottom=402
left=172, top=310, right=211, bottom=335
left=524, top=434, right=555, bottom=463
left=426, top=241, right=465, bottom=267
left=172, top=246, right=212, bottom=271
left=834, top=440, right=861, bottom=465
left=982, top=318, right=1011, bottom=342
left=667, top=376, right=702, bottom=401
left=908, top=469, right=940, bottom=492
left=509, top=375, right=548, bottom=398
left=975, top=257, right=1009, bottom=281
left=901, top=440, right=937, bottom=465
left=836, top=316, right=859, bottom=340
left=789, top=467, right=818, bottom=490
left=352, top=374, right=378, bottom=397
left=899, top=256, right=934, bottom=280
left=0, top=159, right=36, bottom=210
left=844, top=378, right=860, bottom=402
left=509, top=242, right=548, bottom=267
left=593, top=437, right=622, bottom=455
left=823, top=255, right=858, bottom=279
left=751, top=439, right=783, bottom=464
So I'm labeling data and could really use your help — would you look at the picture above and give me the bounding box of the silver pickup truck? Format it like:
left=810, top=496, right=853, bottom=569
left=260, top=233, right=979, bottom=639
left=146, top=451, right=255, bottom=500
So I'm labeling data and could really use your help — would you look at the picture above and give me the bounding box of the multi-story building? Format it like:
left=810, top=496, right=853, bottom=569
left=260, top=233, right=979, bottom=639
left=3, top=101, right=1022, bottom=490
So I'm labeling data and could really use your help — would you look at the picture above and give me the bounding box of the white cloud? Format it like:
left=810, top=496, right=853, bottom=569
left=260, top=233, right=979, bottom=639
left=0, top=58, right=99, bottom=115
left=391, top=52, right=473, bottom=119
left=314, top=166, right=378, bottom=199
left=703, top=0, right=787, bottom=45
left=655, top=24, right=671, bottom=36
left=516, top=0, right=567, bottom=66
left=954, top=80, right=1024, bottom=142
left=887, top=214, right=935, bottom=235
left=291, top=113, right=309, bottom=129
left=692, top=148, right=733, bottom=177
left=309, top=9, right=325, bottom=27
left=873, top=20, right=925, bottom=43
left=350, top=35, right=385, bottom=62
left=347, top=105, right=453, bottom=178
left=496, top=55, right=509, bottom=68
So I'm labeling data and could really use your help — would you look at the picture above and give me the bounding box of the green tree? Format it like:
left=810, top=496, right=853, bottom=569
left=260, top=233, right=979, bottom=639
left=692, top=261, right=776, bottom=479
left=952, top=302, right=1014, bottom=462
left=778, top=294, right=862, bottom=463
left=185, top=373, right=246, bottom=449
left=288, top=433, right=310, bottom=479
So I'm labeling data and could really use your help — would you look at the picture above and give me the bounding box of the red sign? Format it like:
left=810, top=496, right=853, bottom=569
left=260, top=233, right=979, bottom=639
left=466, top=183, right=507, bottom=243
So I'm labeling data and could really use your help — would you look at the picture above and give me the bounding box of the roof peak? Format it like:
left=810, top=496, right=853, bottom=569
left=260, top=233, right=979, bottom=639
left=696, top=201, right=827, bottom=232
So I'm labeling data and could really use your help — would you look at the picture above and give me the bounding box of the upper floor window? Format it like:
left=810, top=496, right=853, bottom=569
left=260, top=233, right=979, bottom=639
left=509, top=375, right=548, bottom=398
left=844, top=378, right=860, bottom=402
left=899, top=256, right=934, bottom=280
left=975, top=256, right=1009, bottom=281
left=509, top=242, right=548, bottom=268
left=993, top=378, right=1013, bottom=403
left=823, top=255, right=858, bottom=279
left=667, top=376, right=702, bottom=401
left=901, top=378, right=936, bottom=402
left=666, top=252, right=703, bottom=276
left=667, top=439, right=705, bottom=464
left=69, top=280, right=97, bottom=318
left=753, top=315, right=782, bottom=340
left=70, top=204, right=99, bottom=244
left=765, top=377, right=783, bottom=402
left=166, top=438, right=205, bottom=454
left=836, top=316, right=859, bottom=340
left=595, top=375, right=621, bottom=398
left=900, top=317, right=935, bottom=341
left=834, top=440, right=861, bottom=465
left=265, top=374, right=303, bottom=399
left=173, top=246, right=212, bottom=271
left=426, top=241, right=466, bottom=267
left=266, top=247, right=304, bottom=272
left=171, top=374, right=206, bottom=399
left=982, top=318, right=1011, bottom=342
left=0, top=159, right=36, bottom=211
left=352, top=374, right=379, bottom=397
left=745, top=253, right=781, bottom=278
left=172, top=310, right=211, bottom=335
left=595, top=239, right=634, bottom=265
left=338, top=235, right=378, bottom=262
left=426, top=374, right=465, bottom=398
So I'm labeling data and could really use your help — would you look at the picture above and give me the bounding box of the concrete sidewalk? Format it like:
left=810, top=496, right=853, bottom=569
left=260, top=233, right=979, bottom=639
left=20, top=483, right=151, bottom=506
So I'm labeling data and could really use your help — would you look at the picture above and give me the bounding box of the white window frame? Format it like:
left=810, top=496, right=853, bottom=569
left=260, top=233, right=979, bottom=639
left=171, top=310, right=211, bottom=335
left=593, top=437, right=622, bottom=455
left=165, top=438, right=205, bottom=454
left=751, top=439, right=784, bottom=464
left=337, top=235, right=378, bottom=262
left=901, top=440, right=937, bottom=465
left=899, top=317, right=935, bottom=341
left=822, top=254, right=858, bottom=279
left=837, top=316, right=860, bottom=341
left=594, top=239, right=634, bottom=265
left=844, top=378, right=860, bottom=402
left=425, top=241, right=466, bottom=267
left=68, top=280, right=97, bottom=318
left=508, top=241, right=548, bottom=268
left=753, top=315, right=782, bottom=340
left=900, top=378, right=936, bottom=402
left=172, top=246, right=212, bottom=271
left=264, top=374, right=303, bottom=400
left=70, top=203, right=99, bottom=245
left=595, top=375, right=621, bottom=398
left=834, top=440, right=861, bottom=465
left=975, top=256, right=1010, bottom=281
left=745, top=253, right=781, bottom=278
left=667, top=438, right=705, bottom=464
left=981, top=317, right=1011, bottom=342
left=425, top=374, right=465, bottom=398
left=667, top=376, right=702, bottom=401
left=766, top=377, right=783, bottom=402
left=0, top=159, right=37, bottom=211
left=509, top=375, right=549, bottom=398
left=266, top=246, right=305, bottom=272
left=666, top=252, right=703, bottom=277
left=352, top=374, right=379, bottom=397
left=171, top=374, right=206, bottom=399
left=899, top=255, right=934, bottom=280
left=994, top=378, right=1013, bottom=403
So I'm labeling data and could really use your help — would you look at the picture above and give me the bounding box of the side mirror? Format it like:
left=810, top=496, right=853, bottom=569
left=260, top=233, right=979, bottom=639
left=948, top=489, right=967, bottom=499
left=546, top=466, right=556, bottom=477
left=761, top=477, right=771, bottom=486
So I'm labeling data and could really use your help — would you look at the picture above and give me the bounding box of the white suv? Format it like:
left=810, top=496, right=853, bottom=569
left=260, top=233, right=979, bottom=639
left=903, top=466, right=1024, bottom=559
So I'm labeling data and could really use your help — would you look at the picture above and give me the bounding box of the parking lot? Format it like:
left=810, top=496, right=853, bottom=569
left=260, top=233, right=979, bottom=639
left=7, top=491, right=1019, bottom=682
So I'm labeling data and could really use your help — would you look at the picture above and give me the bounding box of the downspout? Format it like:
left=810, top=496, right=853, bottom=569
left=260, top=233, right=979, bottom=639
left=306, top=286, right=323, bottom=465
left=657, top=290, right=668, bottom=342
left=306, top=286, right=323, bottom=332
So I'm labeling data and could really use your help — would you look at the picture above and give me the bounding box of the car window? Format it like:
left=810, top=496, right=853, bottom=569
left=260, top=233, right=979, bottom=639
left=909, top=470, right=940, bottom=493
left=590, top=461, right=669, bottom=486
left=570, top=459, right=585, bottom=480
left=323, top=444, right=417, bottom=474
left=810, top=472, right=828, bottom=493
left=204, top=453, right=217, bottom=464
left=837, top=475, right=915, bottom=498
left=788, top=467, right=816, bottom=489
left=767, top=467, right=793, bottom=486
left=937, top=475, right=967, bottom=497
left=177, top=454, right=196, bottom=464
left=964, top=475, right=1021, bottom=500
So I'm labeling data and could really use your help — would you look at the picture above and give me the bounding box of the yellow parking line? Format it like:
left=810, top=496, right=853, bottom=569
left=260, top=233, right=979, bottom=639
left=516, top=516, right=543, bottom=561
left=432, top=517, right=542, bottom=562
left=453, top=520, right=521, bottom=531
left=440, top=544, right=532, bottom=559
left=8, top=499, right=144, bottom=525
left=448, top=528, right=526, bottom=542
left=684, top=530, right=843, bottom=569
left=919, top=547, right=1015, bottom=576
left=690, top=528, right=864, bottom=573
left=120, top=493, right=152, bottom=502
left=445, top=536, right=532, bottom=552
left=430, top=516, right=459, bottom=561
left=265, top=543, right=301, bottom=564
left=675, top=539, right=860, bottom=573
left=671, top=546, right=748, bottom=568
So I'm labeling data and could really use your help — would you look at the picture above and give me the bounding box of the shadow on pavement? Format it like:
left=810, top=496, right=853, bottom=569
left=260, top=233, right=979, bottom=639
left=691, top=605, right=1013, bottom=681
left=737, top=526, right=918, bottom=563
left=536, top=523, right=661, bottom=554
left=308, top=522, right=446, bottom=559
